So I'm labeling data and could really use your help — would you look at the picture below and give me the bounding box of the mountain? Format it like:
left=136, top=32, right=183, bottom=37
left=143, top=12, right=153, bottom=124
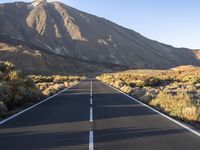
left=0, top=41, right=127, bottom=75
left=0, top=0, right=199, bottom=74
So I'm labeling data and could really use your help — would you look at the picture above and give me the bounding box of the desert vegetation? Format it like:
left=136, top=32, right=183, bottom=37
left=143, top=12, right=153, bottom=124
left=97, top=66, right=200, bottom=126
left=30, top=75, right=83, bottom=96
left=0, top=61, right=85, bottom=117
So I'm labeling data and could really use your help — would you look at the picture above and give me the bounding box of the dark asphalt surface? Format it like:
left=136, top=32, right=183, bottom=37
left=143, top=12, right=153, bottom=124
left=0, top=79, right=200, bottom=150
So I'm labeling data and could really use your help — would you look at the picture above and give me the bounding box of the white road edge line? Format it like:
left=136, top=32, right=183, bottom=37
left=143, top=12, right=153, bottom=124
left=101, top=81, right=200, bottom=137
left=89, top=131, right=94, bottom=150
left=0, top=81, right=83, bottom=125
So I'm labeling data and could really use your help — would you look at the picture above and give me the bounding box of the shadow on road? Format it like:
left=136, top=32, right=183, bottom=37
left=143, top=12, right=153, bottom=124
left=0, top=126, right=186, bottom=149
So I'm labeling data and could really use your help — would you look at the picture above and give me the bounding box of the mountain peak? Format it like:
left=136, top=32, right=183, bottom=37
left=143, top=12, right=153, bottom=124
left=32, top=0, right=47, bottom=7
left=34, top=0, right=47, bottom=3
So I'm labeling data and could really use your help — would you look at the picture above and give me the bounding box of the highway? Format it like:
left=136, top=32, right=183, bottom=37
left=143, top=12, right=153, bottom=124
left=0, top=79, right=199, bottom=150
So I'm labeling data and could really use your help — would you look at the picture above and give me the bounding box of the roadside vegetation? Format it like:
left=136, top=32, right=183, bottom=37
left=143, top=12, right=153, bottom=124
left=0, top=61, right=85, bottom=117
left=97, top=66, right=200, bottom=127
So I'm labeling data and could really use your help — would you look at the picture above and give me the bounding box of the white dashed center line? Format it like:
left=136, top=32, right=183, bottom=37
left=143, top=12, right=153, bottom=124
left=89, top=79, right=94, bottom=150
left=90, top=107, right=93, bottom=122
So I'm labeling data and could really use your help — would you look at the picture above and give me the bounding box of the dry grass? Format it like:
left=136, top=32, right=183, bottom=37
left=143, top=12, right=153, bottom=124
left=97, top=66, right=200, bottom=125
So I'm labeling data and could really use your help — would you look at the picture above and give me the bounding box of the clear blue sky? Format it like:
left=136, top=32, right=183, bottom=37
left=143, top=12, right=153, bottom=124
left=1, top=0, right=200, bottom=49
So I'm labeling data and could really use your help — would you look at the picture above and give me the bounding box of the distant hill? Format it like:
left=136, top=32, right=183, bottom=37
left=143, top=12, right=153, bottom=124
left=0, top=0, right=199, bottom=74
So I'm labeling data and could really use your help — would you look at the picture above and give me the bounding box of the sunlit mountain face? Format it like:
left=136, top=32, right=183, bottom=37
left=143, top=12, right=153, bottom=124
left=0, top=0, right=199, bottom=74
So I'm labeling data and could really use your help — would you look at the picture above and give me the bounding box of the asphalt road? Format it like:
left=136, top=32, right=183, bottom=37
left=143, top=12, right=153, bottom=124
left=0, top=79, right=200, bottom=150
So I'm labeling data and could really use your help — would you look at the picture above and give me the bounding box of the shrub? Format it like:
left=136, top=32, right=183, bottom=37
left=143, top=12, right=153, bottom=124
left=0, top=101, right=8, bottom=116
left=5, top=61, right=15, bottom=71
left=0, top=62, right=43, bottom=111
left=0, top=61, right=15, bottom=73
left=135, top=80, right=146, bottom=87
left=140, top=94, right=152, bottom=103
left=64, top=82, right=69, bottom=87
left=130, top=87, right=146, bottom=99
left=113, top=80, right=126, bottom=88
left=0, top=83, right=12, bottom=105
left=145, top=77, right=162, bottom=86
left=0, top=61, right=6, bottom=72
left=97, top=68, right=200, bottom=124
left=150, top=91, right=199, bottom=121
left=0, top=61, right=84, bottom=117
left=8, top=70, right=24, bottom=81
left=120, top=85, right=133, bottom=94
left=23, top=77, right=35, bottom=87
left=128, top=82, right=136, bottom=88
left=42, top=87, right=56, bottom=96
left=53, top=75, right=68, bottom=83
left=30, top=75, right=54, bottom=83
left=182, top=75, right=200, bottom=84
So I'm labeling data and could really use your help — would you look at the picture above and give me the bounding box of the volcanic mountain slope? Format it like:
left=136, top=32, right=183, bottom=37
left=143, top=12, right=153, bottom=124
left=0, top=0, right=199, bottom=72
left=0, top=40, right=126, bottom=75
